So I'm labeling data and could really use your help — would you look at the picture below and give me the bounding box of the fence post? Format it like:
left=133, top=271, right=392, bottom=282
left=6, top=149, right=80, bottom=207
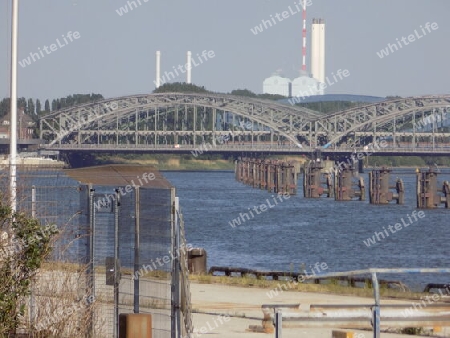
left=275, top=310, right=282, bottom=338
left=371, top=272, right=380, bottom=338
left=88, top=185, right=95, bottom=338
left=114, top=189, right=120, bottom=338
left=29, top=186, right=36, bottom=328
left=134, top=186, right=140, bottom=313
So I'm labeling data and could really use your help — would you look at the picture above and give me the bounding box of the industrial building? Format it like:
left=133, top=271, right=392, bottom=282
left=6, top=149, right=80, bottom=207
left=291, top=75, right=322, bottom=98
left=262, top=75, right=291, bottom=97
left=263, top=14, right=326, bottom=98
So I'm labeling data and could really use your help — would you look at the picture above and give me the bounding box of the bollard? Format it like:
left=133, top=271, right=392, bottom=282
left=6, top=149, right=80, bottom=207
left=275, top=311, right=282, bottom=338
left=119, top=314, right=152, bottom=338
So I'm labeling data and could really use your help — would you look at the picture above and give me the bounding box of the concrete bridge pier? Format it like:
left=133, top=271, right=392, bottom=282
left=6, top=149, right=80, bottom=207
left=253, top=159, right=261, bottom=189
left=275, top=161, right=282, bottom=194
left=368, top=167, right=404, bottom=204
left=285, top=162, right=298, bottom=195
left=267, top=161, right=275, bottom=193
left=259, top=160, right=267, bottom=190
left=303, top=160, right=333, bottom=198
left=417, top=168, right=450, bottom=209
left=235, top=159, right=242, bottom=182
left=235, top=158, right=298, bottom=195
left=248, top=159, right=255, bottom=187
left=358, top=159, right=364, bottom=173
left=334, top=164, right=365, bottom=201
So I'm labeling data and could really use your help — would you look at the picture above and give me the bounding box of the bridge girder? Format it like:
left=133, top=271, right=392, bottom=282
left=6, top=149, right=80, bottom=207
left=314, top=95, right=450, bottom=146
left=39, top=93, right=450, bottom=150
left=40, top=93, right=318, bottom=146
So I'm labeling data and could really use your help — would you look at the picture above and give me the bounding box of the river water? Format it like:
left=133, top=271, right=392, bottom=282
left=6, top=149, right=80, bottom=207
left=163, top=169, right=450, bottom=290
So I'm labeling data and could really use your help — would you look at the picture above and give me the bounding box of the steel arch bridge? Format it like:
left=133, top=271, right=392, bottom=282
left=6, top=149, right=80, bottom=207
left=39, top=93, right=450, bottom=155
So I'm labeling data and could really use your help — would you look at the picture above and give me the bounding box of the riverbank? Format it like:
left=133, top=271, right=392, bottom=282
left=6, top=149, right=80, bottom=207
left=190, top=282, right=449, bottom=337
left=93, top=154, right=308, bottom=171
left=75, top=152, right=450, bottom=171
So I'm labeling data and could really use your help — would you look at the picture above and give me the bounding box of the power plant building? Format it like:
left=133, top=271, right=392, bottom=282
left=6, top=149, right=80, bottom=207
left=263, top=17, right=326, bottom=98
left=291, top=76, right=322, bottom=97
left=262, top=75, right=291, bottom=97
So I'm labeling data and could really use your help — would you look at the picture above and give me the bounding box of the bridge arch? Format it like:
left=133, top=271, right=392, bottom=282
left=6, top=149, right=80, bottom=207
left=39, top=93, right=450, bottom=153
left=40, top=93, right=319, bottom=147
left=313, top=95, right=450, bottom=148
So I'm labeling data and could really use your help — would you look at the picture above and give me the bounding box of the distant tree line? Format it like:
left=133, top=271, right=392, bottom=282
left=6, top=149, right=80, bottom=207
left=154, top=82, right=210, bottom=94
left=153, top=83, right=287, bottom=101
left=0, top=94, right=104, bottom=122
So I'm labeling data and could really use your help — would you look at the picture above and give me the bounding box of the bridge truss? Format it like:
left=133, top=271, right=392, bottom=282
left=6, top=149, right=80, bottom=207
left=40, top=93, right=319, bottom=148
left=39, top=93, right=450, bottom=154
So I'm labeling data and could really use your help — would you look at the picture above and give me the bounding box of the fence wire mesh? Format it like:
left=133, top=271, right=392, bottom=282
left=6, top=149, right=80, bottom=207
left=0, top=164, right=192, bottom=338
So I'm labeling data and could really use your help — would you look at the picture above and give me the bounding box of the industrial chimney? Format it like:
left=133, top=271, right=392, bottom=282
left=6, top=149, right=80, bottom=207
left=155, top=51, right=161, bottom=89
left=301, top=1, right=307, bottom=72
left=311, top=18, right=325, bottom=85
left=186, top=51, right=192, bottom=84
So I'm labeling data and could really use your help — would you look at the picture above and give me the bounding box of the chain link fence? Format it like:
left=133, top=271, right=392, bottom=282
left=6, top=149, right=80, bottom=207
left=1, top=164, right=192, bottom=338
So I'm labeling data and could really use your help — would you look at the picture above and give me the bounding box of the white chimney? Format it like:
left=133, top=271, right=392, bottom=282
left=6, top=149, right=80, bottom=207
left=155, top=51, right=161, bottom=88
left=311, top=18, right=325, bottom=85
left=186, top=51, right=192, bottom=84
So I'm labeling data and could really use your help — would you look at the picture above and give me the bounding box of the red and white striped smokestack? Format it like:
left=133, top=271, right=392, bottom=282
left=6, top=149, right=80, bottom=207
left=302, top=0, right=307, bottom=72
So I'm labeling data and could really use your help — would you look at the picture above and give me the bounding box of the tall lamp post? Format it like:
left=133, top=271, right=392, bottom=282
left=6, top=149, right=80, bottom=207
left=9, top=0, right=19, bottom=212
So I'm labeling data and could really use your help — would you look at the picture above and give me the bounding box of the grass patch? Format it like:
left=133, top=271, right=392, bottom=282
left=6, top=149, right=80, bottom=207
left=189, top=274, right=436, bottom=301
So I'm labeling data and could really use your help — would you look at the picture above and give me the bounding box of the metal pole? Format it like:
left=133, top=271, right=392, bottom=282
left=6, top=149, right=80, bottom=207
left=171, top=190, right=179, bottom=338
left=31, top=186, right=36, bottom=218
left=88, top=186, right=95, bottom=337
left=175, top=197, right=181, bottom=337
left=9, top=0, right=19, bottom=212
left=29, top=185, right=36, bottom=328
left=371, top=272, right=380, bottom=338
left=432, top=109, right=436, bottom=150
left=114, top=189, right=120, bottom=338
left=275, top=311, right=282, bottom=338
left=133, top=187, right=140, bottom=313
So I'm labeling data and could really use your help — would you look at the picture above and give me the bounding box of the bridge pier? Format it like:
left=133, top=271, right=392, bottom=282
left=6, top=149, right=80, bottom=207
left=259, top=160, right=267, bottom=190
left=358, top=159, right=364, bottom=174
left=416, top=168, right=450, bottom=209
left=368, top=167, right=404, bottom=204
left=234, top=158, right=298, bottom=195
left=334, top=164, right=365, bottom=201
left=285, top=162, right=298, bottom=195
left=303, top=160, right=333, bottom=198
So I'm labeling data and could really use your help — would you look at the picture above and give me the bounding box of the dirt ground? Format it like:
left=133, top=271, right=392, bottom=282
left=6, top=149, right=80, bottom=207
left=190, top=282, right=450, bottom=338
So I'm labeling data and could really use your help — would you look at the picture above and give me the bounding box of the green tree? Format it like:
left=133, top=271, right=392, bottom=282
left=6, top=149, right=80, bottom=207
left=36, top=99, right=41, bottom=115
left=27, top=98, right=35, bottom=115
left=153, top=82, right=210, bottom=94
left=17, top=97, right=27, bottom=113
left=0, top=98, right=10, bottom=118
left=51, top=100, right=57, bottom=112
left=44, top=100, right=50, bottom=112
left=230, top=89, right=257, bottom=98
left=0, top=198, right=57, bottom=335
left=257, top=93, right=286, bottom=101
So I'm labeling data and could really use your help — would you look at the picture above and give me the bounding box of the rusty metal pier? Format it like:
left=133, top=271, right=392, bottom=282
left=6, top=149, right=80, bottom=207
left=235, top=157, right=298, bottom=195
left=416, top=167, right=450, bottom=208
left=334, top=164, right=365, bottom=201
left=368, top=167, right=404, bottom=204
left=303, top=159, right=333, bottom=198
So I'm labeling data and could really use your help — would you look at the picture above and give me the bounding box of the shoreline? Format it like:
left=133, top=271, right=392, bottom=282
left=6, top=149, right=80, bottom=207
left=190, top=281, right=449, bottom=337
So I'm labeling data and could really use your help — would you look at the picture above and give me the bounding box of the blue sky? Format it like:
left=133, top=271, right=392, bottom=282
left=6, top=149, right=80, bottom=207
left=0, top=0, right=449, bottom=102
